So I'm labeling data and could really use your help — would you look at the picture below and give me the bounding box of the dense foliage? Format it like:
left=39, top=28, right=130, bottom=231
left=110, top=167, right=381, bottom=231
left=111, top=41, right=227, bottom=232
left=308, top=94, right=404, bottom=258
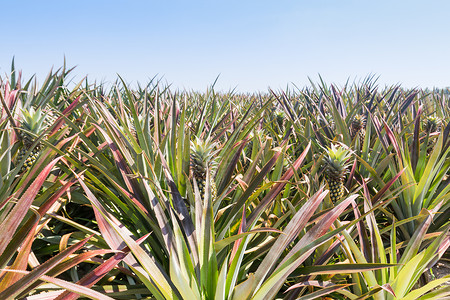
left=0, top=63, right=449, bottom=299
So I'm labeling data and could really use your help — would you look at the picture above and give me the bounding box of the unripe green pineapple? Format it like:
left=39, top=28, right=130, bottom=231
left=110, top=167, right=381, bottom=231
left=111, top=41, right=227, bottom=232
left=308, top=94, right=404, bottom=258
left=129, top=121, right=137, bottom=141
left=422, top=116, right=442, bottom=154
left=323, top=144, right=352, bottom=202
left=190, top=137, right=219, bottom=201
left=271, top=109, right=285, bottom=136
left=422, top=116, right=441, bottom=134
left=16, top=107, right=49, bottom=173
left=126, top=114, right=143, bottom=142
left=350, top=114, right=366, bottom=148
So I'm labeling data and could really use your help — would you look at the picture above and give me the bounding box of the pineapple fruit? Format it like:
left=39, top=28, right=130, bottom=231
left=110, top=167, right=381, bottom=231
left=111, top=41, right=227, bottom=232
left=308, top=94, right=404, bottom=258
left=323, top=144, right=352, bottom=202
left=422, top=116, right=442, bottom=154
left=16, top=107, right=51, bottom=173
left=273, top=109, right=285, bottom=136
left=190, top=137, right=219, bottom=201
left=126, top=114, right=143, bottom=142
left=349, top=114, right=366, bottom=148
left=422, top=116, right=441, bottom=134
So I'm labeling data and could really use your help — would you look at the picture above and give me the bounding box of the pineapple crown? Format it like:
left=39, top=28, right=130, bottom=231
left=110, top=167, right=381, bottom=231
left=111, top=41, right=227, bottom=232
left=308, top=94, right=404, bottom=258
left=20, top=107, right=48, bottom=134
left=274, top=109, right=285, bottom=125
left=190, top=137, right=220, bottom=174
left=422, top=116, right=441, bottom=133
left=323, top=144, right=352, bottom=175
left=351, top=114, right=366, bottom=127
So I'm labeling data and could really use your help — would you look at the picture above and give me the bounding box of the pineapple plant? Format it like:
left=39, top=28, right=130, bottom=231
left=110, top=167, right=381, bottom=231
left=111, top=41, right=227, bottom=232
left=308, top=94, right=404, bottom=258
left=422, top=116, right=441, bottom=134
left=422, top=116, right=442, bottom=154
left=323, top=144, right=352, bottom=202
left=349, top=114, right=366, bottom=147
left=129, top=119, right=137, bottom=141
left=125, top=114, right=139, bottom=142
left=16, top=107, right=50, bottom=172
left=273, top=109, right=286, bottom=136
left=190, top=137, right=219, bottom=201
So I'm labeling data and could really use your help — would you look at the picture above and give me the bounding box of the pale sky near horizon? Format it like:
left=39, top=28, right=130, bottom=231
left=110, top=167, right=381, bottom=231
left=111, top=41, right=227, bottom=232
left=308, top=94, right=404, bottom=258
left=1, top=0, right=449, bottom=92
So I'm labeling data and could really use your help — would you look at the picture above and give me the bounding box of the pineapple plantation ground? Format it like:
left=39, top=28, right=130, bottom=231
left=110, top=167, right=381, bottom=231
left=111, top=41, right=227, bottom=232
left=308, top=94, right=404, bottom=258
left=0, top=66, right=449, bottom=299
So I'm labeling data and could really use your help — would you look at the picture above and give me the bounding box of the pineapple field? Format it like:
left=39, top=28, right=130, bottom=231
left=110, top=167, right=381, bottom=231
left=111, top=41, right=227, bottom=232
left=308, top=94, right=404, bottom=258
left=0, top=64, right=449, bottom=300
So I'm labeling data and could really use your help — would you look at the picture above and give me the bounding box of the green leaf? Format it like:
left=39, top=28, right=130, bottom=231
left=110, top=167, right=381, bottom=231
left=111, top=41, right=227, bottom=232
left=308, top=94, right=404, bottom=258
left=214, top=227, right=282, bottom=253
left=231, top=273, right=256, bottom=300
left=76, top=173, right=176, bottom=300
left=400, top=275, right=450, bottom=300
left=296, top=263, right=399, bottom=275
left=253, top=187, right=327, bottom=289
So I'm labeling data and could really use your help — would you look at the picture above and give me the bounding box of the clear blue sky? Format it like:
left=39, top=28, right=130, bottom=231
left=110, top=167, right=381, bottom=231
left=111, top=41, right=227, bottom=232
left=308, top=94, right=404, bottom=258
left=1, top=0, right=449, bottom=92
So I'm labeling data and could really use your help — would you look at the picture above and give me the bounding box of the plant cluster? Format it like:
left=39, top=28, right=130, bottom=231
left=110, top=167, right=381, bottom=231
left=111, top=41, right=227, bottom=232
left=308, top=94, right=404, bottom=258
left=0, top=64, right=449, bottom=299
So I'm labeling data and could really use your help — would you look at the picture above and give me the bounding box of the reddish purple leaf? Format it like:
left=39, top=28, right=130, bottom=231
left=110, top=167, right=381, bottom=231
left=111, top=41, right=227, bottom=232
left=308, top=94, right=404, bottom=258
left=246, top=142, right=311, bottom=229
left=0, top=157, right=60, bottom=256
left=0, top=235, right=92, bottom=299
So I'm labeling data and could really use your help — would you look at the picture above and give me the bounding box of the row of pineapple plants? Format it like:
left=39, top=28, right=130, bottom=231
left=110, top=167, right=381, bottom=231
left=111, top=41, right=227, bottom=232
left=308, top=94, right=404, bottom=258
left=0, top=63, right=448, bottom=299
